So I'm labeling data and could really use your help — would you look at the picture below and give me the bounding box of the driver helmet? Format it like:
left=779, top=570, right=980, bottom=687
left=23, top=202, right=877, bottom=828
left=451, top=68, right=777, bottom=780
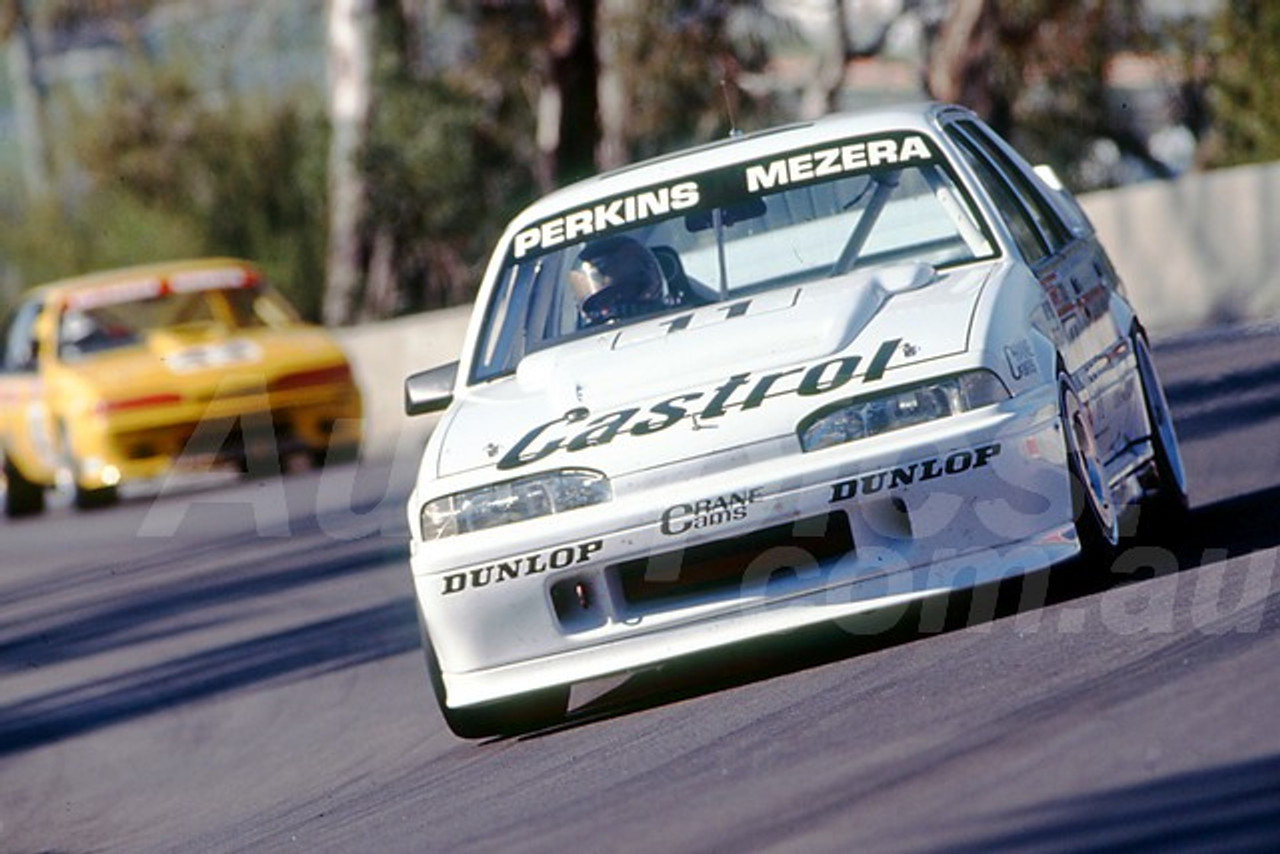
left=569, top=236, right=666, bottom=326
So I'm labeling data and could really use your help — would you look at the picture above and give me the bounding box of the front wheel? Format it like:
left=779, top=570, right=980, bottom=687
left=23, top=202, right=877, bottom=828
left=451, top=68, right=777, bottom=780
left=1061, top=380, right=1119, bottom=565
left=309, top=442, right=360, bottom=470
left=418, top=611, right=568, bottom=739
left=438, top=684, right=570, bottom=741
left=3, top=453, right=46, bottom=518
left=74, top=483, right=119, bottom=511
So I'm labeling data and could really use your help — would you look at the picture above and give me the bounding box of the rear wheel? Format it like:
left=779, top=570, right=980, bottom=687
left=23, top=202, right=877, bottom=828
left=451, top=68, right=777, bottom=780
left=309, top=442, right=360, bottom=469
left=1132, top=332, right=1189, bottom=534
left=1061, top=380, right=1119, bottom=565
left=418, top=610, right=568, bottom=739
left=3, top=453, right=46, bottom=518
left=74, top=483, right=119, bottom=510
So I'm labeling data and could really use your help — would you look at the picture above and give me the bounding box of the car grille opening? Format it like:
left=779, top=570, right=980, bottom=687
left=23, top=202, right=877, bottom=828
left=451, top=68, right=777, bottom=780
left=615, top=511, right=854, bottom=608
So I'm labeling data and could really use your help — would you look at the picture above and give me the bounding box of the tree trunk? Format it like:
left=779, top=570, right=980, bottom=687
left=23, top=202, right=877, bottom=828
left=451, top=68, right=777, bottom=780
left=537, top=0, right=599, bottom=190
left=323, top=0, right=374, bottom=327
left=801, top=0, right=851, bottom=119
left=6, top=2, right=52, bottom=203
left=925, top=0, right=1004, bottom=128
left=357, top=226, right=398, bottom=322
left=595, top=0, right=628, bottom=171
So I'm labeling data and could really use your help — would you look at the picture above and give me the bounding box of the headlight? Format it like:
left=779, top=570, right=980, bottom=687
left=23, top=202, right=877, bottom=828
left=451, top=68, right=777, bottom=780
left=798, top=370, right=1009, bottom=452
left=420, top=468, right=611, bottom=540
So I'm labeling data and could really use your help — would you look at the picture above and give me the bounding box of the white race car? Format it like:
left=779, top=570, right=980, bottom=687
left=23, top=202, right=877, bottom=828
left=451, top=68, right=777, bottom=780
left=404, top=102, right=1187, bottom=738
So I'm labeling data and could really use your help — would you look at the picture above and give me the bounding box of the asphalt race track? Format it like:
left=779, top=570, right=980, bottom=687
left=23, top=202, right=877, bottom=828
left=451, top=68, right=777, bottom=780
left=3, top=324, right=1280, bottom=853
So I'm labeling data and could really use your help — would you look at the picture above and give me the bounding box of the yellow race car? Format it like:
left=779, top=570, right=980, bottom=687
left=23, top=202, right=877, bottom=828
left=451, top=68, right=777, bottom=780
left=0, top=258, right=363, bottom=516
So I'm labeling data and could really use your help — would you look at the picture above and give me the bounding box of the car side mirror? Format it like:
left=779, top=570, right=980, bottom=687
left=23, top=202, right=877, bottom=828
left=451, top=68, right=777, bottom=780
left=405, top=361, right=459, bottom=416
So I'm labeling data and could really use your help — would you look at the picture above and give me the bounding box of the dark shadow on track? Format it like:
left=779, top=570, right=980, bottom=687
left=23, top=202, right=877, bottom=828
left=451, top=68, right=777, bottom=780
left=0, top=597, right=420, bottom=759
left=0, top=534, right=406, bottom=671
left=1155, top=327, right=1280, bottom=443
left=0, top=473, right=415, bottom=758
left=937, top=752, right=1280, bottom=853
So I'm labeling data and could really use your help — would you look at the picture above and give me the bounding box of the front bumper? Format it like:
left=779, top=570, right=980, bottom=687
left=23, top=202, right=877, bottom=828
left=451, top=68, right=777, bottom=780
left=411, top=383, right=1076, bottom=708
left=71, top=383, right=362, bottom=487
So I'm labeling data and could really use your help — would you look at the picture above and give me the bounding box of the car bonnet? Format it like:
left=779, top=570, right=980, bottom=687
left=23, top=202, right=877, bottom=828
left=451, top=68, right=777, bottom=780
left=432, top=261, right=992, bottom=480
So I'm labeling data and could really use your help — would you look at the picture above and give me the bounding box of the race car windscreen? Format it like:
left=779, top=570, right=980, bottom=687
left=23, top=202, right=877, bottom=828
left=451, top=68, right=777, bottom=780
left=57, top=284, right=298, bottom=361
left=473, top=132, right=997, bottom=383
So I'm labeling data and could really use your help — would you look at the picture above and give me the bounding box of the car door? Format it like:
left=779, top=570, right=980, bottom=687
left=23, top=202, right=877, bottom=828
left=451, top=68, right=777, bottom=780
left=0, top=297, right=59, bottom=484
left=944, top=118, right=1138, bottom=481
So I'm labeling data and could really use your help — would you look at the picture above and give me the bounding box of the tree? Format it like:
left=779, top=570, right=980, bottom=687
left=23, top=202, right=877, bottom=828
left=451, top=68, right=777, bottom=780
left=802, top=0, right=853, bottom=119
left=923, top=0, right=1162, bottom=188
left=1, top=0, right=162, bottom=210
left=69, top=66, right=329, bottom=316
left=595, top=0, right=788, bottom=165
left=537, top=0, right=599, bottom=190
left=0, top=2, right=329, bottom=317
left=926, top=0, right=1008, bottom=132
left=2, top=0, right=53, bottom=202
left=348, top=1, right=544, bottom=316
left=1203, top=0, right=1280, bottom=167
left=346, top=0, right=793, bottom=317
left=323, top=0, right=376, bottom=326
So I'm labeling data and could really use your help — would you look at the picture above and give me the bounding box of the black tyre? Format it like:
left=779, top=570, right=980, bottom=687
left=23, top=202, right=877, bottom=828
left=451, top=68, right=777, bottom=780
left=1132, top=332, right=1189, bottom=535
left=57, top=424, right=120, bottom=511
left=418, top=610, right=568, bottom=739
left=3, top=453, right=46, bottom=518
left=310, top=442, right=360, bottom=469
left=74, top=483, right=119, bottom=511
left=1061, top=380, right=1119, bottom=565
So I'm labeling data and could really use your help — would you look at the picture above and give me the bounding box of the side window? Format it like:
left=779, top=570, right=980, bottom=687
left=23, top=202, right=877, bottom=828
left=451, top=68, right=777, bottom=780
left=946, top=127, right=1049, bottom=265
left=958, top=120, right=1072, bottom=252
left=1, top=299, right=43, bottom=373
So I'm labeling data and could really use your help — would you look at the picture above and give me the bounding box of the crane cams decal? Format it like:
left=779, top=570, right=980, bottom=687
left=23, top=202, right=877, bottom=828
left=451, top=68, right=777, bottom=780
left=1004, top=339, right=1038, bottom=380
left=442, top=539, right=603, bottom=595
left=661, top=487, right=765, bottom=536
left=498, top=338, right=902, bottom=470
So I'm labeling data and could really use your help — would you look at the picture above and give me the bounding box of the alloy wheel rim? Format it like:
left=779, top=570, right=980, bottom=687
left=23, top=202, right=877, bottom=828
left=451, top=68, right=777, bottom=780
left=1066, top=390, right=1119, bottom=546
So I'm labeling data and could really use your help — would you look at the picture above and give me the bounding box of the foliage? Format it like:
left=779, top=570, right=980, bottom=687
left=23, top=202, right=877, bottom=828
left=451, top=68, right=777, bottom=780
left=926, top=0, right=1153, bottom=191
left=4, top=1, right=1270, bottom=323
left=469, top=2, right=544, bottom=176
left=17, top=62, right=329, bottom=319
left=360, top=71, right=536, bottom=311
left=345, top=0, right=796, bottom=315
left=0, top=193, right=204, bottom=317
left=1202, top=0, right=1280, bottom=167
left=600, top=0, right=789, bottom=160
left=345, top=2, right=544, bottom=314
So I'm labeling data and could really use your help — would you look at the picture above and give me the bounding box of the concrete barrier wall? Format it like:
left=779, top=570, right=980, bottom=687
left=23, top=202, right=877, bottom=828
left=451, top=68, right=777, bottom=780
left=1079, top=160, right=1280, bottom=333
left=339, top=161, right=1280, bottom=457
left=337, top=304, right=471, bottom=458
